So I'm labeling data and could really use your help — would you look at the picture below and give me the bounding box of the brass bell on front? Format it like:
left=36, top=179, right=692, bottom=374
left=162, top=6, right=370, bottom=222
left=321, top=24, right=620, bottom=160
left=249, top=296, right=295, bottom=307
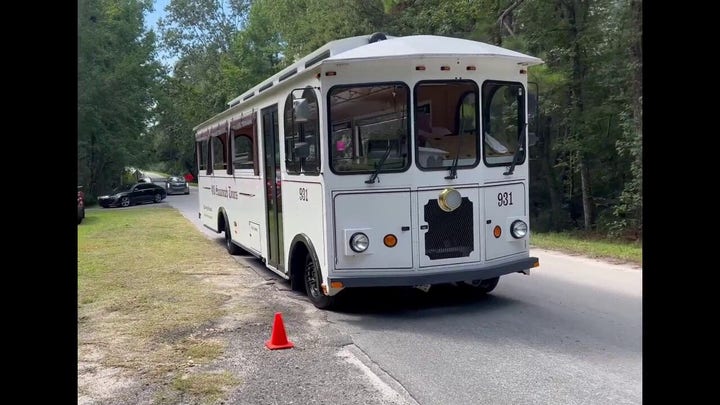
left=437, top=188, right=462, bottom=212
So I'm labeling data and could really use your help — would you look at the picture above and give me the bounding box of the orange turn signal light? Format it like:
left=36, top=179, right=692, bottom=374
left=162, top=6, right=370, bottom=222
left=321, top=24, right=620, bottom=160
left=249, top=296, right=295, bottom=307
left=493, top=226, right=502, bottom=238
left=383, top=234, right=398, bottom=247
left=330, top=281, right=344, bottom=289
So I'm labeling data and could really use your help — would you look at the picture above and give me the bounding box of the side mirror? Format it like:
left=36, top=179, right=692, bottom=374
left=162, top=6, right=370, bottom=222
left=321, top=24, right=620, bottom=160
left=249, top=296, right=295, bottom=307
left=294, top=142, right=310, bottom=159
left=527, top=82, right=540, bottom=147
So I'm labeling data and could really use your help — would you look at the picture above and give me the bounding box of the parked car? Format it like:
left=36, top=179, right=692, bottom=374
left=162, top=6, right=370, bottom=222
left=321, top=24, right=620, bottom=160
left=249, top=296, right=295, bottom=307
left=78, top=187, right=85, bottom=224
left=165, top=176, right=190, bottom=195
left=98, top=183, right=167, bottom=208
left=139, top=176, right=169, bottom=189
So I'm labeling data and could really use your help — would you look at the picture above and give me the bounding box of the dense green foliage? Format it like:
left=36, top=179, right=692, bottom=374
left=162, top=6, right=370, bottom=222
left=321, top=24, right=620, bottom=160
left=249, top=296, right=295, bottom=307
left=78, top=0, right=642, bottom=239
left=78, top=0, right=161, bottom=199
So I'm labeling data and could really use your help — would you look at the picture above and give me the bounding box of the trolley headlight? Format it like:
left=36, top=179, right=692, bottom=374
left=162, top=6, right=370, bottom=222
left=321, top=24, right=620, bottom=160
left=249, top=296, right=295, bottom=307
left=349, top=232, right=369, bottom=253
left=510, top=220, right=528, bottom=239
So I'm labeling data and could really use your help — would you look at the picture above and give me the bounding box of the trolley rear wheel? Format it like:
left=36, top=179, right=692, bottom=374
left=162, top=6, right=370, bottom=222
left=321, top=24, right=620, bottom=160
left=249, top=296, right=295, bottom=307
left=224, top=217, right=242, bottom=255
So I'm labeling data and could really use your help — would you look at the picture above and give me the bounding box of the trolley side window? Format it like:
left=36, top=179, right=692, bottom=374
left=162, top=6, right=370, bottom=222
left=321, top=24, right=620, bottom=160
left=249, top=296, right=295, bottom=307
left=197, top=139, right=208, bottom=173
left=211, top=131, right=228, bottom=172
left=233, top=134, right=254, bottom=170
left=284, top=87, right=320, bottom=175
left=230, top=113, right=259, bottom=175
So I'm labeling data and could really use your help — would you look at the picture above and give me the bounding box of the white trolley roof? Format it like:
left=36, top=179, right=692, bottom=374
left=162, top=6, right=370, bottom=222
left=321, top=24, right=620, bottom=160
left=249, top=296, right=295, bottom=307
left=196, top=34, right=542, bottom=133
left=325, top=35, right=542, bottom=66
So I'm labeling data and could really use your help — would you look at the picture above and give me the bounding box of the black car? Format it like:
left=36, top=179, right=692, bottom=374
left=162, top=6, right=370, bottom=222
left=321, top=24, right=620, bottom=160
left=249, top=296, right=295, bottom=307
left=98, top=183, right=167, bottom=208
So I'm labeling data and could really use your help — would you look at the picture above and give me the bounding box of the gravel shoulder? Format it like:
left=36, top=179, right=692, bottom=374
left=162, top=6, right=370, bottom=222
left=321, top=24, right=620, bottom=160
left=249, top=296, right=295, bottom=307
left=78, top=224, right=417, bottom=405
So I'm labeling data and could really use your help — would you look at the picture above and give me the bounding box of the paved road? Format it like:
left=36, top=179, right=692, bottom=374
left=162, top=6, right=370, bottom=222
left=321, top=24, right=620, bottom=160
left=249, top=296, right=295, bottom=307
left=166, top=188, right=642, bottom=405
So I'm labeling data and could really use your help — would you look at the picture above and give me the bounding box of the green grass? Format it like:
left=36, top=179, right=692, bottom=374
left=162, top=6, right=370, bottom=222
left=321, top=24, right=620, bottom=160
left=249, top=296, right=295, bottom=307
left=530, top=231, right=642, bottom=265
left=169, top=372, right=239, bottom=404
left=78, top=206, right=240, bottom=402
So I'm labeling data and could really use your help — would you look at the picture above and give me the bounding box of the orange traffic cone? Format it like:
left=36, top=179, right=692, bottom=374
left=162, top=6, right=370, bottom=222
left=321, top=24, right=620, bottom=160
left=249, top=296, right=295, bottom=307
left=265, top=312, right=294, bottom=350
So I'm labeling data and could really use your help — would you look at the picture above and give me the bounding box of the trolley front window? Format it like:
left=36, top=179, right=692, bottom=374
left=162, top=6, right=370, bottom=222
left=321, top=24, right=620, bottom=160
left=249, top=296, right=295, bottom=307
left=328, top=83, right=410, bottom=174
left=482, top=81, right=526, bottom=166
left=414, top=80, right=479, bottom=170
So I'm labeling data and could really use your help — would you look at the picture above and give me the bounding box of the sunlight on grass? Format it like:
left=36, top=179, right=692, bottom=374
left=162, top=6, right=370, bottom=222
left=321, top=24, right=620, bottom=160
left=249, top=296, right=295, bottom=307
left=78, top=206, right=240, bottom=401
left=530, top=232, right=642, bottom=265
left=172, top=372, right=238, bottom=399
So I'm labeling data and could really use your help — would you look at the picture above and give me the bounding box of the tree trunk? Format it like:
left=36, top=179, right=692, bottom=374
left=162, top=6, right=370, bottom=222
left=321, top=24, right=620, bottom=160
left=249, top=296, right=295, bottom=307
left=567, top=0, right=595, bottom=230
left=539, top=118, right=565, bottom=231
left=631, top=0, right=642, bottom=135
left=579, top=158, right=595, bottom=230
left=631, top=0, right=643, bottom=232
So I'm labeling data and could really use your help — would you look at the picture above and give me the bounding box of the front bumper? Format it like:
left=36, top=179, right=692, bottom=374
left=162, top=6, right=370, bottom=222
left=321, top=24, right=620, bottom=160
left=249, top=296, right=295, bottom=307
left=330, top=256, right=539, bottom=288
left=98, top=198, right=118, bottom=207
left=167, top=186, right=189, bottom=194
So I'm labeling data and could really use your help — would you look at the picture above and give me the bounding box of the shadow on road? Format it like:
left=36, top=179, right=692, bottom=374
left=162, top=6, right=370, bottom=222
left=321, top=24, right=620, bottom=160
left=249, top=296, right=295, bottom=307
left=330, top=284, right=517, bottom=315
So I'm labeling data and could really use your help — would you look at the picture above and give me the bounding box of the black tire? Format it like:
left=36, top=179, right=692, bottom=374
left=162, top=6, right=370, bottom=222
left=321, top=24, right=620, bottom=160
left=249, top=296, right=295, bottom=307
left=154, top=193, right=162, bottom=203
left=224, top=217, right=242, bottom=255
left=78, top=216, right=83, bottom=225
left=304, top=253, right=335, bottom=309
left=184, top=190, right=190, bottom=195
left=120, top=196, right=131, bottom=207
left=460, top=276, right=500, bottom=294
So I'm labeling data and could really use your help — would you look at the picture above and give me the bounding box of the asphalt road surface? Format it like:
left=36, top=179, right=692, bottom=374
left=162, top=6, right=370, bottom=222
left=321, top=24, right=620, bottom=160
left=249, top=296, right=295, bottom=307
left=166, top=187, right=642, bottom=405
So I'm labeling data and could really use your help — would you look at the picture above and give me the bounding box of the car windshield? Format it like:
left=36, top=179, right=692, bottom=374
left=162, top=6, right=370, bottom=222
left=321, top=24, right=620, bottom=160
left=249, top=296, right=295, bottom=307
left=169, top=177, right=184, bottom=182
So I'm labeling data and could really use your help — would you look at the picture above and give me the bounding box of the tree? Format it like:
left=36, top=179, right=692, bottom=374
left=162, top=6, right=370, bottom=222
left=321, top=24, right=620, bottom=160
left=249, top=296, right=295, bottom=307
left=78, top=0, right=160, bottom=199
left=151, top=0, right=253, bottom=176
left=148, top=0, right=642, bottom=240
left=612, top=0, right=642, bottom=238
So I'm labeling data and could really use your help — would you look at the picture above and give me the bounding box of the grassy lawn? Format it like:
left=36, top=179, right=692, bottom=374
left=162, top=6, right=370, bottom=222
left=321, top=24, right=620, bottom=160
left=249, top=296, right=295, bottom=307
left=78, top=206, right=239, bottom=403
left=530, top=231, right=642, bottom=266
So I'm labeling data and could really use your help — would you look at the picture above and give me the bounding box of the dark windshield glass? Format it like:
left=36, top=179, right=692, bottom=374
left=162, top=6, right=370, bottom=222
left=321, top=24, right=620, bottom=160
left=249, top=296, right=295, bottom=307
left=328, top=83, right=410, bottom=174
left=414, top=80, right=479, bottom=170
left=112, top=184, right=133, bottom=193
left=482, top=81, right=525, bottom=166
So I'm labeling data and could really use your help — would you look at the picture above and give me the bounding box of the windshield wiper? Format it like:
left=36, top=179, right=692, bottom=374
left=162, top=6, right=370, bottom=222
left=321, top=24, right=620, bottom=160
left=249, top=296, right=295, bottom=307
left=503, top=122, right=527, bottom=176
left=365, top=143, right=393, bottom=184
left=445, top=110, right=466, bottom=180
left=445, top=147, right=460, bottom=179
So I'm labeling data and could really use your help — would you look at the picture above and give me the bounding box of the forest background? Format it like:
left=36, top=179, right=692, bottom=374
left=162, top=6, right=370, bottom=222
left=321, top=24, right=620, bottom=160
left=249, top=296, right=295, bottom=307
left=77, top=0, right=642, bottom=240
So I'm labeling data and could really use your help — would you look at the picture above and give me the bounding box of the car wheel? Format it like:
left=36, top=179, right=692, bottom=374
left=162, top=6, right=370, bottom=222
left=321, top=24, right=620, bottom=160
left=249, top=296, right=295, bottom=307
left=184, top=190, right=190, bottom=195
left=304, top=253, right=336, bottom=309
left=460, top=276, right=500, bottom=294
left=78, top=216, right=83, bottom=225
left=224, top=217, right=242, bottom=255
left=120, top=197, right=131, bottom=207
left=154, top=193, right=162, bottom=203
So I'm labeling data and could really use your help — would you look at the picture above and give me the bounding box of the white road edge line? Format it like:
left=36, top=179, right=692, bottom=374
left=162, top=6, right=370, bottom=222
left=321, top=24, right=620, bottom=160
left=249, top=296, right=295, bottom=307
left=337, top=344, right=419, bottom=405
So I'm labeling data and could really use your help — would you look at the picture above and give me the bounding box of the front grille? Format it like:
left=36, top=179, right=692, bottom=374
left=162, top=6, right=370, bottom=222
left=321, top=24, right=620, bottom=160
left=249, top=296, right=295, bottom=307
left=424, top=197, right=474, bottom=260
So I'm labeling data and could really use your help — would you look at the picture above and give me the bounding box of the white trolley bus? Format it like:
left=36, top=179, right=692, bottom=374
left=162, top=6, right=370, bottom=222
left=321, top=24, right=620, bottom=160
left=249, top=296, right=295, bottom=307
left=194, top=33, right=542, bottom=308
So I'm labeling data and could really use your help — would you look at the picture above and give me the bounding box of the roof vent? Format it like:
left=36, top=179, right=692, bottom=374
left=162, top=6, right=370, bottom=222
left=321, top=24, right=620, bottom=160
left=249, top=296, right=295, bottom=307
left=368, top=32, right=387, bottom=43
